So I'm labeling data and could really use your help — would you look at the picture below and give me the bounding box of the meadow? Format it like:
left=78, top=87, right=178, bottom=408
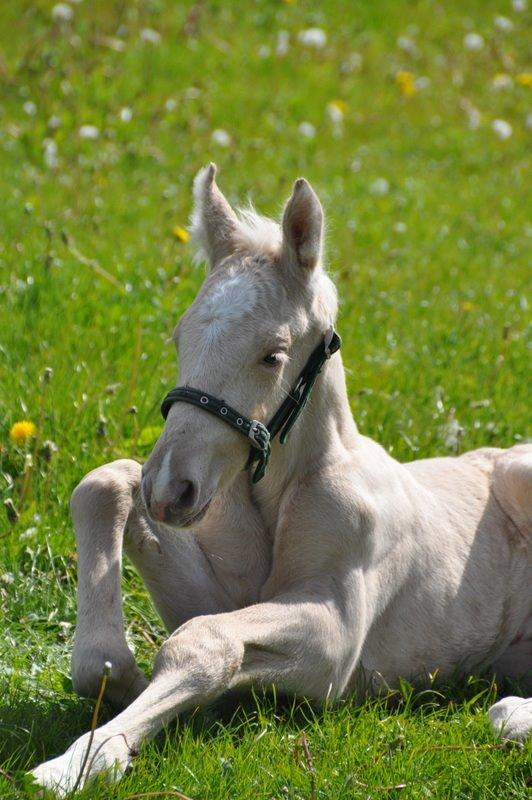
left=0, top=0, right=531, bottom=797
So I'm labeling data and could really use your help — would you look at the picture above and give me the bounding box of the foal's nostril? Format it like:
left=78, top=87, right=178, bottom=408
left=171, top=480, right=195, bottom=512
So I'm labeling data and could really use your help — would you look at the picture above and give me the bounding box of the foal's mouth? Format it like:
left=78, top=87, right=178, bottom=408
left=174, top=497, right=212, bottom=530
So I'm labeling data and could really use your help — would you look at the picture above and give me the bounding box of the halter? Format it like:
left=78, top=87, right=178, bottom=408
left=161, top=327, right=341, bottom=483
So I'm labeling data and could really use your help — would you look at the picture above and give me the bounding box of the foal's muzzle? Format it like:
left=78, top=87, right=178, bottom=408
left=142, top=473, right=199, bottom=526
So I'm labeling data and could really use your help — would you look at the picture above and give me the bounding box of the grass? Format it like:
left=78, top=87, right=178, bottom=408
left=0, top=0, right=530, bottom=797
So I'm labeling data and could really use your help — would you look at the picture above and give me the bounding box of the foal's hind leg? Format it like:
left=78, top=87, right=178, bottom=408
left=71, top=459, right=234, bottom=707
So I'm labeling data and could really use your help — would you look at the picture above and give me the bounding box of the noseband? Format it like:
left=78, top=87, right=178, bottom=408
left=161, top=328, right=341, bottom=483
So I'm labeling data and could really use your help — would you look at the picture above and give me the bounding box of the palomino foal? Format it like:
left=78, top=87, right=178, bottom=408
left=32, top=165, right=532, bottom=794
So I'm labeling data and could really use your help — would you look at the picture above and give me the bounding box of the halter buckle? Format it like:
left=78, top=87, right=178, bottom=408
left=248, top=419, right=269, bottom=452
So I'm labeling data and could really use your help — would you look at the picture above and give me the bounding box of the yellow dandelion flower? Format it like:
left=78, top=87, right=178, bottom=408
left=9, top=420, right=37, bottom=445
left=516, top=73, right=532, bottom=87
left=172, top=225, right=190, bottom=243
left=460, top=301, right=474, bottom=313
left=395, top=70, right=416, bottom=97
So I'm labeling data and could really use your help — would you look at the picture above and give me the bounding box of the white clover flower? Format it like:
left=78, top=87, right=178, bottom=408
left=43, top=138, right=58, bottom=168
left=211, top=128, right=231, bottom=147
left=526, top=112, right=532, bottom=130
left=463, top=32, right=484, bottom=51
left=257, top=45, right=270, bottom=59
left=298, top=121, right=316, bottom=139
left=512, top=0, right=527, bottom=10
left=48, top=115, right=61, bottom=129
left=0, top=572, right=14, bottom=585
left=276, top=30, right=289, bottom=56
left=393, top=222, right=407, bottom=234
left=78, top=124, right=100, bottom=139
left=369, top=178, right=390, bottom=197
left=52, top=3, right=73, bottom=22
left=140, top=28, right=161, bottom=45
left=23, top=100, right=36, bottom=116
left=494, top=15, right=514, bottom=32
left=297, top=28, right=327, bottom=49
left=119, top=106, right=133, bottom=122
left=492, top=119, right=513, bottom=140
left=165, top=98, right=177, bottom=111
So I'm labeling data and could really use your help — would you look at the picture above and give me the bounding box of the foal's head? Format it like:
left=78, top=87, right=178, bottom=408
left=142, top=164, right=337, bottom=528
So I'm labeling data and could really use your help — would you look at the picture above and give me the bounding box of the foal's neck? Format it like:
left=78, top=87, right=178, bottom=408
left=251, top=354, right=358, bottom=529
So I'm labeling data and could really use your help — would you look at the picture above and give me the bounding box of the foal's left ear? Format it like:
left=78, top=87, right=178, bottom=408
left=281, top=178, right=323, bottom=272
left=190, top=163, right=239, bottom=268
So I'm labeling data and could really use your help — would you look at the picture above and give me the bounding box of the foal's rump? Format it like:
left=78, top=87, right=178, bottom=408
left=491, top=444, right=532, bottom=544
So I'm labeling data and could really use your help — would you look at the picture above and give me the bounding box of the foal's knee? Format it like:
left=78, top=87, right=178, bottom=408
left=71, top=459, right=141, bottom=528
left=154, top=616, right=244, bottom=694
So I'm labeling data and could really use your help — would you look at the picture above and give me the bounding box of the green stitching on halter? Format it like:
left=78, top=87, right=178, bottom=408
left=160, top=329, right=341, bottom=483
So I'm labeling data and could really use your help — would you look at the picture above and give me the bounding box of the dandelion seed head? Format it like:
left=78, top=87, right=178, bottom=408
left=492, top=73, right=513, bottom=90
left=43, top=139, right=58, bottom=168
left=494, top=15, right=514, bottom=32
left=211, top=128, right=231, bottom=147
left=140, top=28, right=161, bottom=45
left=369, top=178, right=390, bottom=197
left=79, top=124, right=99, bottom=140
left=276, top=30, right=290, bottom=56
left=297, top=28, right=327, bottom=49
left=492, top=118, right=513, bottom=140
left=463, top=32, right=484, bottom=51
left=52, top=3, right=73, bottom=22
left=298, top=121, right=316, bottom=139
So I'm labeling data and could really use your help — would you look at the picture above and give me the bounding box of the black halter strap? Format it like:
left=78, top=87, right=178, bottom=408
left=161, top=328, right=341, bottom=483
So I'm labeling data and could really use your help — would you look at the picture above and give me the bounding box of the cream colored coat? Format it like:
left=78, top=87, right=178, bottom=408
left=32, top=166, right=532, bottom=795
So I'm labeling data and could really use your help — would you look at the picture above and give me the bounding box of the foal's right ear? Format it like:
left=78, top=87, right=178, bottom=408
left=190, top=163, right=239, bottom=268
left=281, top=178, right=323, bottom=273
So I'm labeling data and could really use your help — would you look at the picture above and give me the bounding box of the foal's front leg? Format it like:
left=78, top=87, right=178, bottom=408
left=71, top=459, right=235, bottom=708
left=31, top=590, right=363, bottom=796
left=70, top=459, right=151, bottom=707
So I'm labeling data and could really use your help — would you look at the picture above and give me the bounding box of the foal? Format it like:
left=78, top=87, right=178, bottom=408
left=32, top=165, right=532, bottom=794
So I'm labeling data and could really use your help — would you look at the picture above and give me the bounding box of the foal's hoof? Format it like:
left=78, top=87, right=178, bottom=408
left=30, top=732, right=131, bottom=797
left=489, top=696, right=532, bottom=742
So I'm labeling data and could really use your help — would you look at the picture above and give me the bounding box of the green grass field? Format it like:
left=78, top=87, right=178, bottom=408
left=1, top=0, right=531, bottom=797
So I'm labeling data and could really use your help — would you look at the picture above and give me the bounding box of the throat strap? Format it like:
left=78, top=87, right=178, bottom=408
left=161, top=328, right=341, bottom=483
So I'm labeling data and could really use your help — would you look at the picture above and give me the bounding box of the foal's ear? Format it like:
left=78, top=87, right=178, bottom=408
left=190, top=163, right=238, bottom=268
left=281, top=178, right=323, bottom=272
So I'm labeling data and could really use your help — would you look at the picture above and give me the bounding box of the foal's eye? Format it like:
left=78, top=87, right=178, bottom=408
left=263, top=353, right=281, bottom=367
